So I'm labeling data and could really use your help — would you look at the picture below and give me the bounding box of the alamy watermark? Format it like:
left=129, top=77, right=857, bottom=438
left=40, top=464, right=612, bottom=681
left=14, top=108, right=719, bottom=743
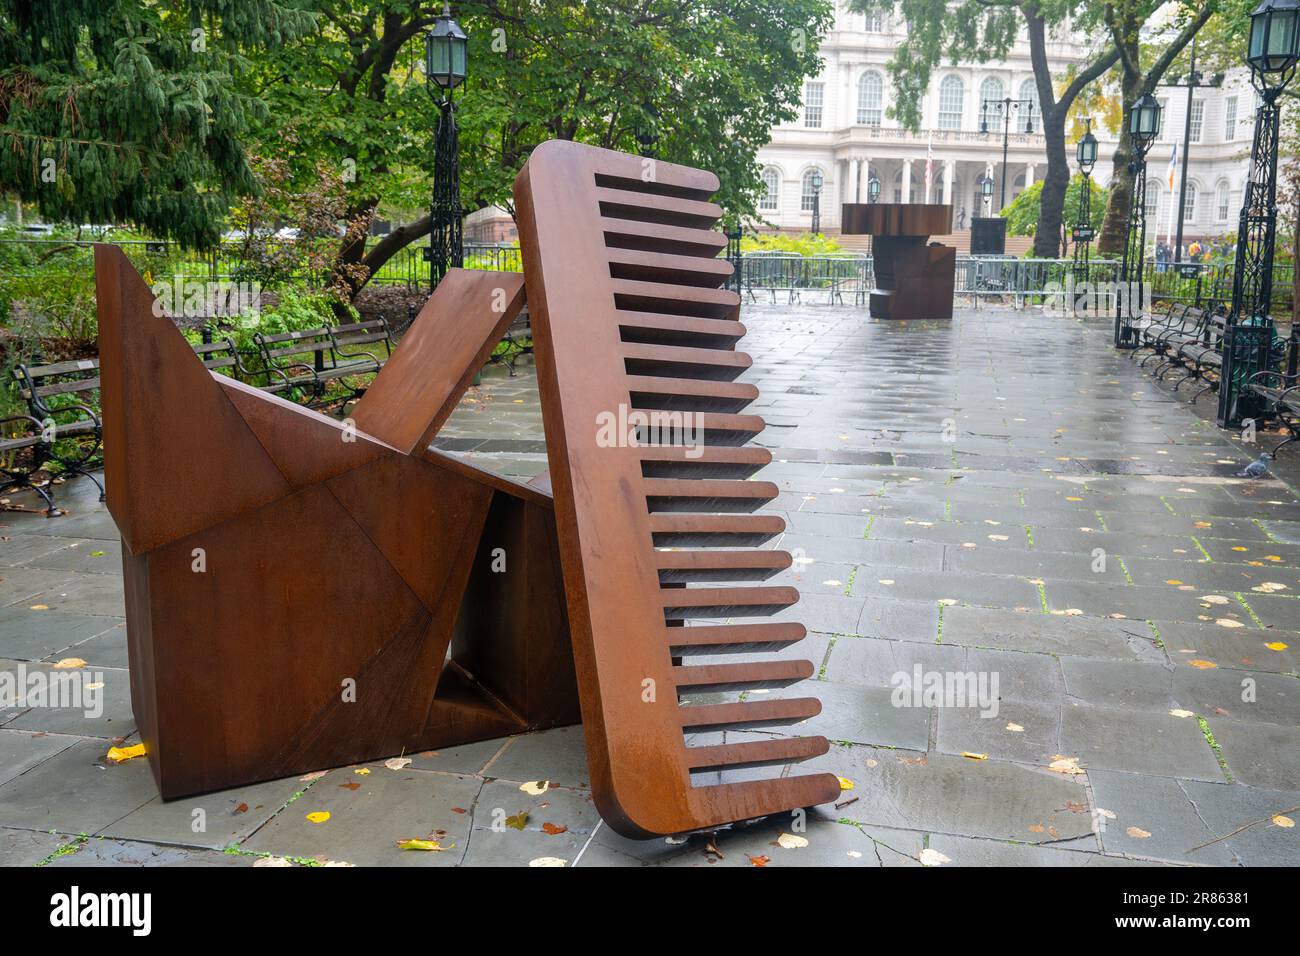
left=0, top=663, right=104, bottom=719
left=595, top=403, right=705, bottom=458
left=151, top=278, right=262, bottom=319
left=890, top=665, right=1000, bottom=718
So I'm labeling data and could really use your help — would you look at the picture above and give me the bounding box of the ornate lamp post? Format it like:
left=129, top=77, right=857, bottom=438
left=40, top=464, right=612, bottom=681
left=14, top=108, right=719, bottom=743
left=1114, top=92, right=1162, bottom=348
left=977, top=174, right=994, bottom=216
left=725, top=223, right=743, bottom=294
left=425, top=4, right=468, bottom=290
left=1072, top=118, right=1099, bottom=284
left=867, top=172, right=881, bottom=204
left=809, top=169, right=824, bottom=235
left=1217, top=0, right=1300, bottom=427
left=980, top=96, right=1035, bottom=211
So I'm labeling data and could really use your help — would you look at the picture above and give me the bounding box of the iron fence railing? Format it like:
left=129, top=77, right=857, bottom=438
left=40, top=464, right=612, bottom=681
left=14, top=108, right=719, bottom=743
left=0, top=236, right=1293, bottom=316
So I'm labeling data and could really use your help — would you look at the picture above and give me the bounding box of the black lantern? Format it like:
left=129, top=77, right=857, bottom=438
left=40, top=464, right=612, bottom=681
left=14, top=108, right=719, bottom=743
left=978, top=175, right=994, bottom=200
left=809, top=170, right=824, bottom=234
left=425, top=4, right=468, bottom=93
left=1129, top=93, right=1162, bottom=153
left=1076, top=121, right=1098, bottom=173
left=867, top=172, right=881, bottom=203
left=1248, top=0, right=1300, bottom=86
left=809, top=170, right=824, bottom=192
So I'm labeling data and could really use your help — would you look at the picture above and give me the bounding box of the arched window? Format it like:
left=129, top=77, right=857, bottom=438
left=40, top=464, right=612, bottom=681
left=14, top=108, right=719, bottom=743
left=1216, top=181, right=1231, bottom=220
left=979, top=77, right=1004, bottom=128
left=858, top=71, right=884, bottom=126
left=863, top=11, right=883, bottom=31
left=759, top=167, right=780, bottom=211
left=801, top=169, right=824, bottom=212
left=1017, top=78, right=1039, bottom=133
left=938, top=76, right=964, bottom=130
left=1144, top=180, right=1160, bottom=220
left=1183, top=182, right=1197, bottom=222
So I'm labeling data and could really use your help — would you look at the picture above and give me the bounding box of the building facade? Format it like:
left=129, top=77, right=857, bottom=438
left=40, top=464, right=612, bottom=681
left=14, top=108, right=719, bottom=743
left=756, top=3, right=1254, bottom=246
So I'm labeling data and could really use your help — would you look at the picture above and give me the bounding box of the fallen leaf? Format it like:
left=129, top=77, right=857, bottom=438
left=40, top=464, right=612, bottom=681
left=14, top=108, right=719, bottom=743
left=353, top=768, right=370, bottom=775
left=1097, top=808, right=1117, bottom=820
left=918, top=848, right=951, bottom=866
left=1028, top=824, right=1045, bottom=833
left=339, top=781, right=360, bottom=791
left=1188, top=659, right=1219, bottom=669
left=505, top=812, right=529, bottom=830
left=254, top=856, right=293, bottom=867
left=1006, top=722, right=1025, bottom=733
left=1215, top=619, right=1243, bottom=629
left=234, top=802, right=249, bottom=814
left=1273, top=815, right=1295, bottom=828
left=777, top=833, right=808, bottom=849
left=52, top=658, right=86, bottom=669
left=528, top=856, right=567, bottom=867
left=397, top=838, right=452, bottom=851
left=384, top=757, right=412, bottom=770
left=106, top=744, right=146, bottom=763
left=520, top=780, right=550, bottom=795
left=1125, top=826, right=1151, bottom=839
left=837, top=776, right=855, bottom=791
left=1048, top=756, right=1084, bottom=775
left=961, top=752, right=988, bottom=760
left=542, top=822, right=568, bottom=835
left=1168, top=709, right=1195, bottom=719
left=305, top=811, right=330, bottom=824
left=29, top=604, right=49, bottom=611
left=748, top=854, right=770, bottom=867
left=1265, top=642, right=1289, bottom=651
left=451, top=807, right=467, bottom=814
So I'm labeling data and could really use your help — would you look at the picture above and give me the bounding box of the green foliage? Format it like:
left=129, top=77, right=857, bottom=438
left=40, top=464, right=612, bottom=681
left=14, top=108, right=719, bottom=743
left=740, top=233, right=844, bottom=255
left=0, top=0, right=315, bottom=248
left=1002, top=175, right=1109, bottom=237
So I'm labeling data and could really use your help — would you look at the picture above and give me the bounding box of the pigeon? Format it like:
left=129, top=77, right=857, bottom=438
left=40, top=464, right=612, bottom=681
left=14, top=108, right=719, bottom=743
left=1236, top=454, right=1272, bottom=479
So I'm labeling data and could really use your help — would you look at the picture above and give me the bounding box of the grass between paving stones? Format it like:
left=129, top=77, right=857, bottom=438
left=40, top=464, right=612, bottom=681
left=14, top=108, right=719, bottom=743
left=36, top=834, right=88, bottom=866
left=223, top=846, right=323, bottom=866
left=1233, top=593, right=1266, bottom=629
left=1030, top=579, right=1048, bottom=613
left=817, top=636, right=843, bottom=680
left=862, top=515, right=877, bottom=539
left=1116, top=556, right=1134, bottom=585
left=1023, top=524, right=1035, bottom=547
left=843, top=568, right=858, bottom=597
left=1094, top=511, right=1109, bottom=532
left=1190, top=536, right=1213, bottom=561
left=1252, top=518, right=1282, bottom=543
left=1159, top=496, right=1176, bottom=515
left=1196, top=716, right=1234, bottom=783
left=1146, top=620, right=1166, bottom=650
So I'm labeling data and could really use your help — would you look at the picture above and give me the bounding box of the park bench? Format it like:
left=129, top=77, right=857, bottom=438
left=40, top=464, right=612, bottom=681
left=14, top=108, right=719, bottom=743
left=1170, top=308, right=1229, bottom=401
left=485, top=305, right=532, bottom=375
left=0, top=413, right=57, bottom=514
left=1132, top=301, right=1191, bottom=365
left=252, top=317, right=394, bottom=406
left=93, top=141, right=833, bottom=840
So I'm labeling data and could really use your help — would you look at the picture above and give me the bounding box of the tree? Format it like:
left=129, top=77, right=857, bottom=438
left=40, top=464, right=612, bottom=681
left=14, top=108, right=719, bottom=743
left=850, top=0, right=1118, bottom=258
left=244, top=0, right=834, bottom=302
left=1094, top=0, right=1217, bottom=254
left=1002, top=173, right=1108, bottom=253
left=0, top=0, right=315, bottom=248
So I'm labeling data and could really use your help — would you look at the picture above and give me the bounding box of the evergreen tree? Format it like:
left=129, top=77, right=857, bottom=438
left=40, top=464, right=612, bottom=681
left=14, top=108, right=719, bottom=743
left=0, top=0, right=315, bottom=247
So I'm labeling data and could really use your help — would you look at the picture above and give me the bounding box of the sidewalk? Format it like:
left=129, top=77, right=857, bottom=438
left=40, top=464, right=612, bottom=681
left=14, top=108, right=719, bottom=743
left=1, top=303, right=1297, bottom=867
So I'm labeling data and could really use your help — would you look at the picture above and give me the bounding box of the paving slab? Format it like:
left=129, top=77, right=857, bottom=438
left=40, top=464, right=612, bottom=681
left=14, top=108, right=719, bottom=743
left=0, top=738, right=157, bottom=834
left=0, top=728, right=79, bottom=787
left=0, top=826, right=79, bottom=866
left=1058, top=704, right=1225, bottom=781
left=1180, top=779, right=1300, bottom=866
left=1088, top=769, right=1238, bottom=865
left=1206, top=717, right=1300, bottom=790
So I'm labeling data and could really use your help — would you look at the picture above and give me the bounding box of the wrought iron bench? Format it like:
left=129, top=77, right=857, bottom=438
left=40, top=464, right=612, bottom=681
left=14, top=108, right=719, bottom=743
left=253, top=319, right=394, bottom=406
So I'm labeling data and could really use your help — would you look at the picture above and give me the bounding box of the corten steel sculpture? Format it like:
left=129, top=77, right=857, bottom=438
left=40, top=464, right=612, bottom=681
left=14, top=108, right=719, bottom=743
left=514, top=141, right=840, bottom=837
left=95, top=245, right=580, bottom=799
left=842, top=203, right=956, bottom=320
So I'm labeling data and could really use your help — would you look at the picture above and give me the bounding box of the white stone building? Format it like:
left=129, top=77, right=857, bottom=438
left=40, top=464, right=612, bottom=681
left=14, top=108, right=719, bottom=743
left=756, top=3, right=1255, bottom=247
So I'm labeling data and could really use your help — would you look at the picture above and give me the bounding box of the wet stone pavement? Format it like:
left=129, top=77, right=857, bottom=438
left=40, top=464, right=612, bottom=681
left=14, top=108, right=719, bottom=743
left=2, top=303, right=1299, bottom=867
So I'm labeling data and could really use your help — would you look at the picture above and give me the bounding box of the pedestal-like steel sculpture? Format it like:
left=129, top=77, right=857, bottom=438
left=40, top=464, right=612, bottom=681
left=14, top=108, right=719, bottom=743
left=841, top=203, right=955, bottom=319
left=97, top=141, right=835, bottom=838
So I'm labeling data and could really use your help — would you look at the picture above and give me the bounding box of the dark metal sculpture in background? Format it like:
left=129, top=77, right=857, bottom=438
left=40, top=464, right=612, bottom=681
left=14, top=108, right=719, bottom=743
left=425, top=5, right=468, bottom=290
left=1218, top=0, right=1299, bottom=427
left=841, top=203, right=956, bottom=320
left=1115, top=93, right=1162, bottom=349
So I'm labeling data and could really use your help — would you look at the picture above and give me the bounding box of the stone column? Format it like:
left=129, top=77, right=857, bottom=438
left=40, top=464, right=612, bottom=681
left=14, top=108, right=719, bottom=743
left=902, top=159, right=913, bottom=203
left=849, top=158, right=861, bottom=203
left=1026, top=163, right=1035, bottom=190
left=942, top=160, right=954, bottom=208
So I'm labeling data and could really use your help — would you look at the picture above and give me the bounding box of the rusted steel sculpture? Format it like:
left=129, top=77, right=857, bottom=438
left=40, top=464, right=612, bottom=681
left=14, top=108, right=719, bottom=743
left=96, top=245, right=579, bottom=799
left=842, top=203, right=956, bottom=320
left=515, top=141, right=840, bottom=837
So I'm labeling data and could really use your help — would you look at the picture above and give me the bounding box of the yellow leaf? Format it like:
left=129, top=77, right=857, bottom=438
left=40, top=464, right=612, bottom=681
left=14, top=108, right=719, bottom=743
left=961, top=752, right=988, bottom=760
left=1126, top=826, right=1151, bottom=839
left=520, top=780, right=550, bottom=795
left=1273, top=815, right=1295, bottom=828
left=305, top=811, right=330, bottom=823
left=1048, top=756, right=1084, bottom=775
left=1169, top=709, right=1195, bottom=719
left=397, top=838, right=452, bottom=851
left=1232, top=546, right=1249, bottom=552
left=52, top=658, right=86, bottom=669
left=106, top=744, right=146, bottom=763
left=529, top=856, right=567, bottom=867
left=29, top=604, right=49, bottom=611
left=1006, top=723, right=1025, bottom=733
left=1166, top=579, right=1183, bottom=586
left=1214, top=619, right=1244, bottom=629
left=1188, top=659, right=1218, bottom=669
left=505, top=812, right=528, bottom=830
left=1265, top=641, right=1289, bottom=651
left=837, top=776, right=854, bottom=791
left=353, top=768, right=371, bottom=775
left=777, top=833, right=809, bottom=849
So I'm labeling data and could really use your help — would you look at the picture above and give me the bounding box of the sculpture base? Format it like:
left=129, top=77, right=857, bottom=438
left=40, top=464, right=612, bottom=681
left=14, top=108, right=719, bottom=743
left=869, top=236, right=956, bottom=320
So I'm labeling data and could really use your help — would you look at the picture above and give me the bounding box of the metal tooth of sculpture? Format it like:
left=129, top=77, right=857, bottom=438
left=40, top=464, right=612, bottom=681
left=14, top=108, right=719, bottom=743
left=96, top=245, right=580, bottom=799
left=514, top=141, right=840, bottom=838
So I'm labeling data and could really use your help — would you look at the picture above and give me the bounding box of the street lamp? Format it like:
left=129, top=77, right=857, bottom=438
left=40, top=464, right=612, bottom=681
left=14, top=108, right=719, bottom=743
left=1115, top=93, right=1162, bottom=348
left=725, top=223, right=743, bottom=294
left=977, top=174, right=994, bottom=215
left=809, top=169, right=824, bottom=235
left=1217, top=0, right=1300, bottom=426
left=980, top=96, right=1035, bottom=211
left=1164, top=36, right=1224, bottom=265
left=425, top=4, right=468, bottom=290
left=1072, top=118, right=1098, bottom=284
left=867, top=172, right=881, bottom=204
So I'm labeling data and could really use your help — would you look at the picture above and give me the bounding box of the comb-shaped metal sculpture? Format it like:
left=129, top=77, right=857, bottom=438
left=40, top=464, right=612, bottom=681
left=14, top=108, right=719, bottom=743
left=95, top=245, right=579, bottom=798
left=514, top=141, right=840, bottom=837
